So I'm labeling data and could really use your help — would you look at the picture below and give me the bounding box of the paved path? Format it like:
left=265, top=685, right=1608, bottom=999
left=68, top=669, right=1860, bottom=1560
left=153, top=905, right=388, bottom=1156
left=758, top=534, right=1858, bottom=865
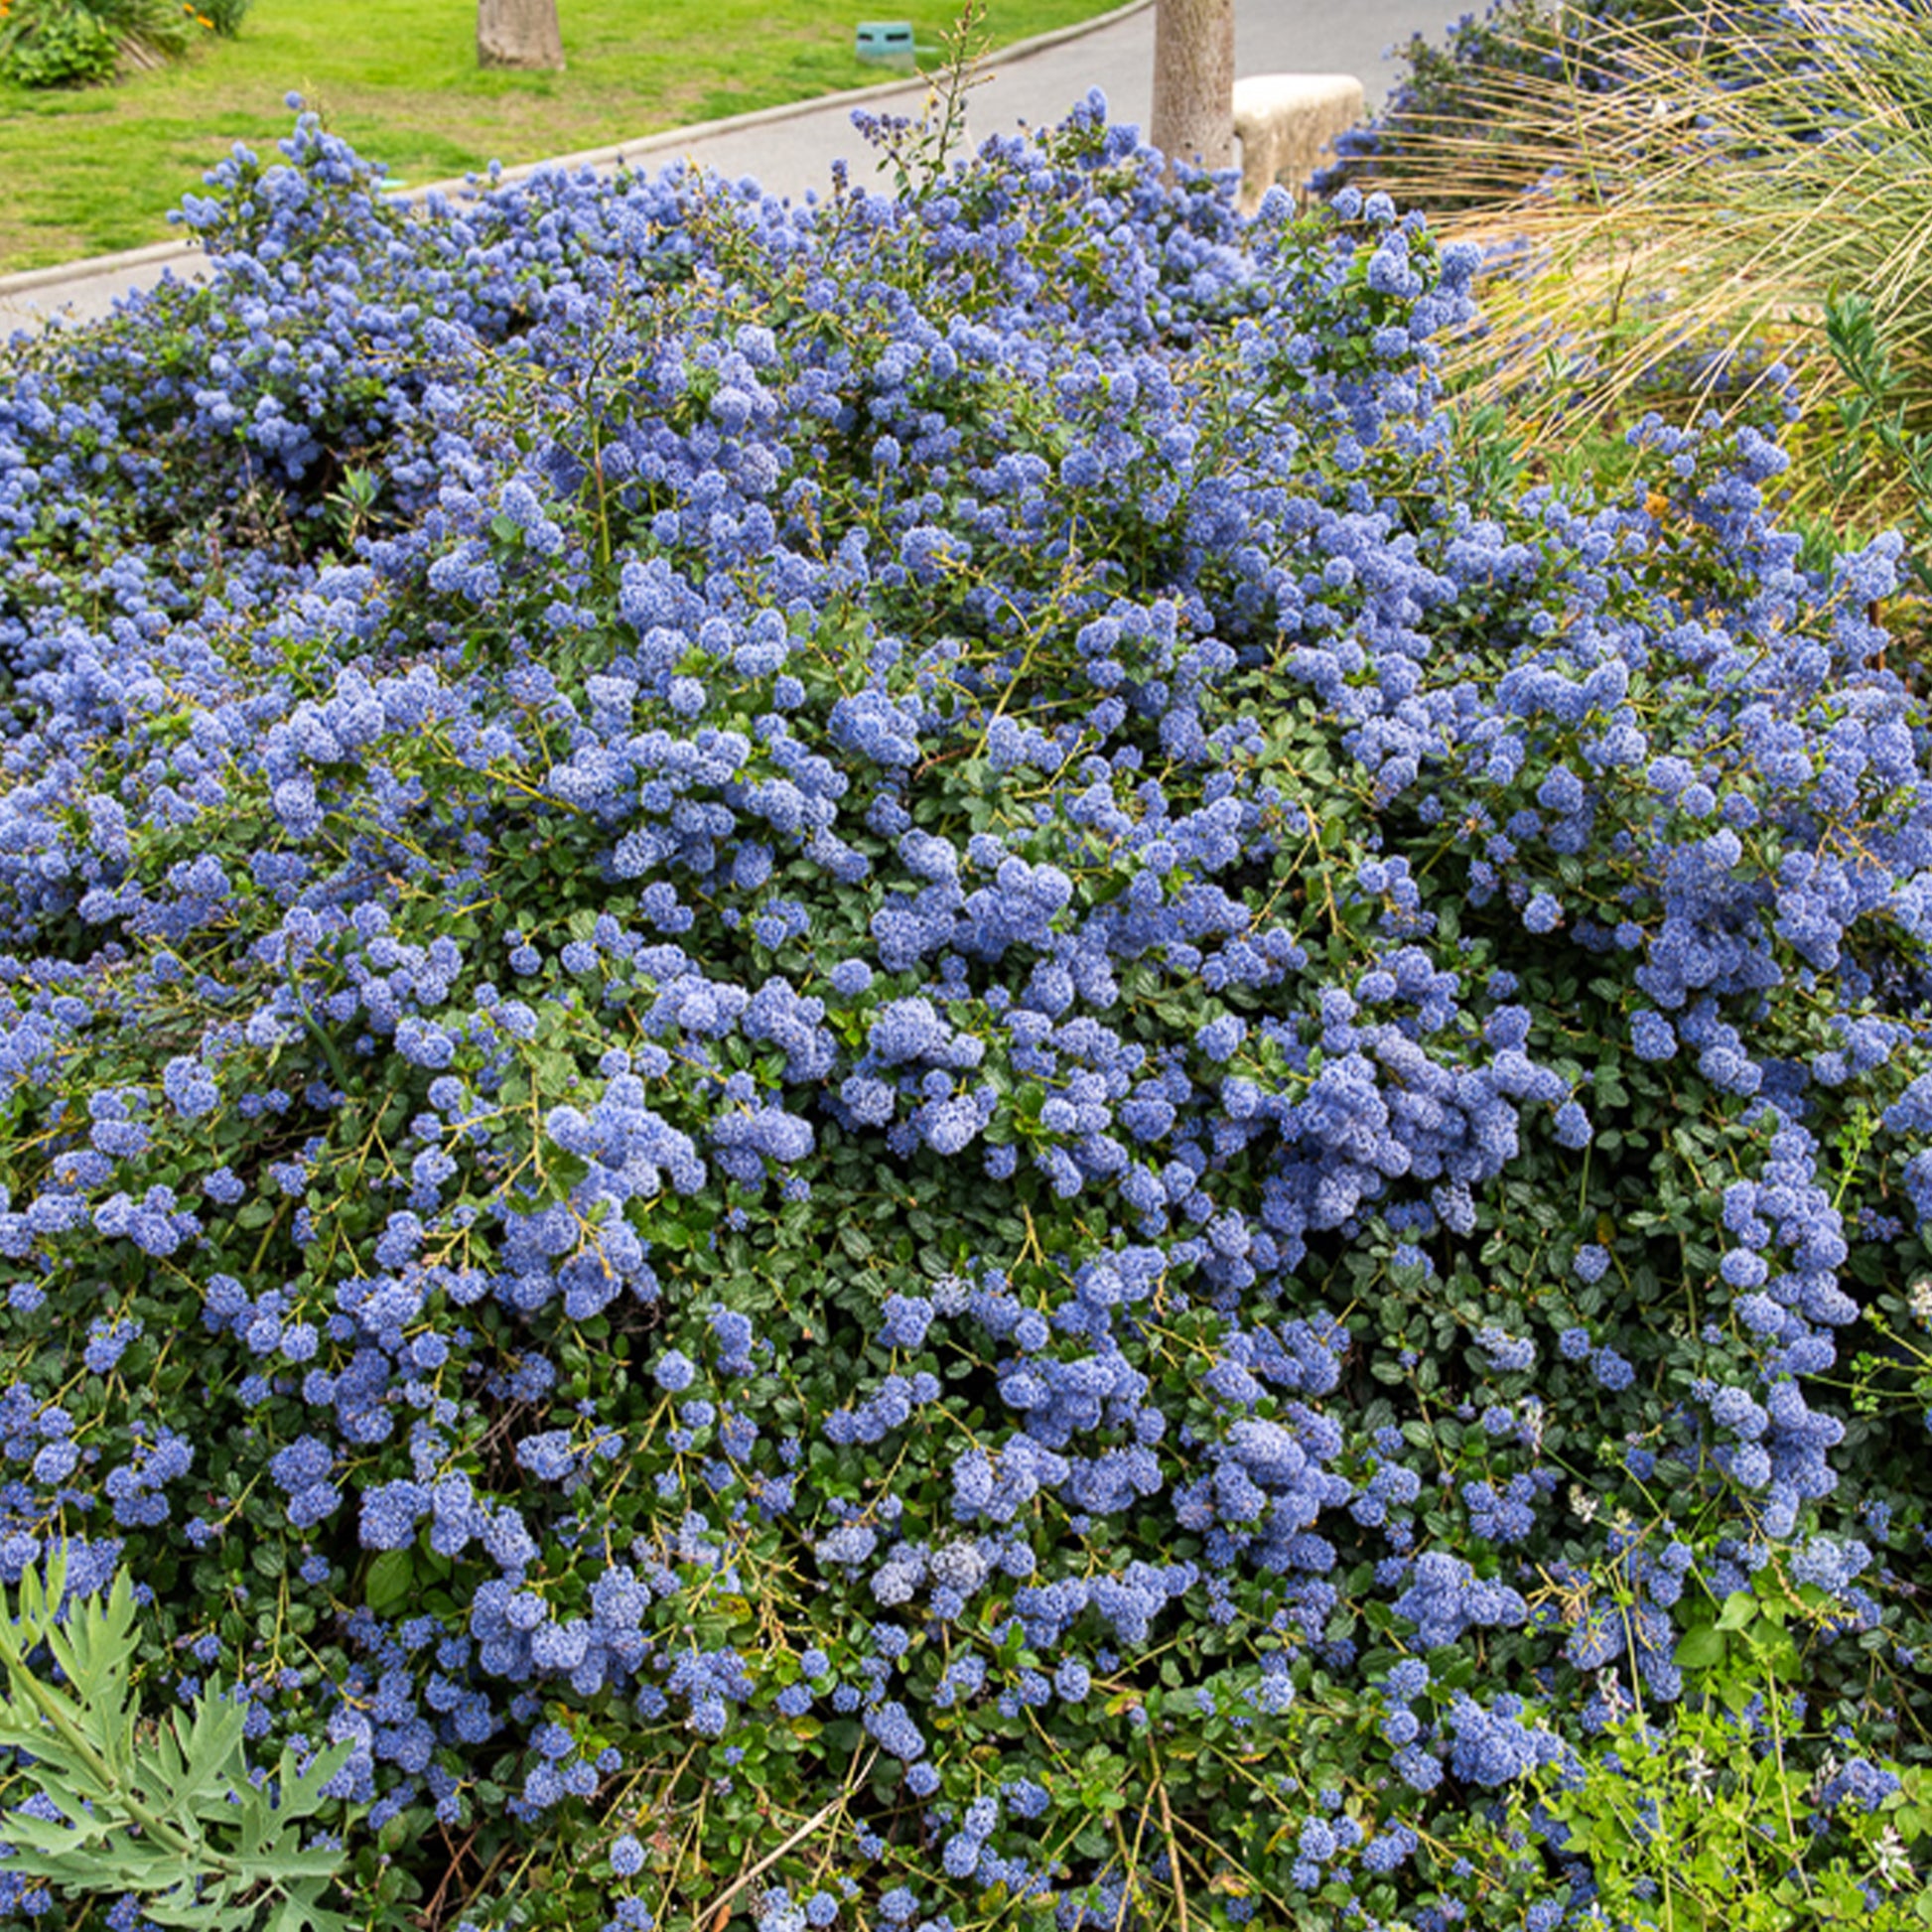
left=1, top=0, right=1450, bottom=333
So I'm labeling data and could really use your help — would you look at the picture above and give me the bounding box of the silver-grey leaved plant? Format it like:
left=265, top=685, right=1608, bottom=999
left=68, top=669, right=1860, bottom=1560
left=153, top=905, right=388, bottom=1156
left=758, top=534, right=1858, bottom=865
left=0, top=1551, right=356, bottom=1931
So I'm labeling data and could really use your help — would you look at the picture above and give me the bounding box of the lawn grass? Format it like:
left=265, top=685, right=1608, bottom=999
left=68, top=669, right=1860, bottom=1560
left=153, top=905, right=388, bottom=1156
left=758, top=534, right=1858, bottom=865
left=0, top=0, right=1127, bottom=270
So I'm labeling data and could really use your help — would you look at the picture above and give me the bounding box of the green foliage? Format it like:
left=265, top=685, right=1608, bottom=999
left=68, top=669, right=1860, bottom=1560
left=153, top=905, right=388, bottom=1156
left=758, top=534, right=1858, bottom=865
left=1518, top=1681, right=1932, bottom=1929
left=1803, top=292, right=1932, bottom=602
left=0, top=1553, right=356, bottom=1931
left=0, top=0, right=119, bottom=87
left=0, top=0, right=215, bottom=88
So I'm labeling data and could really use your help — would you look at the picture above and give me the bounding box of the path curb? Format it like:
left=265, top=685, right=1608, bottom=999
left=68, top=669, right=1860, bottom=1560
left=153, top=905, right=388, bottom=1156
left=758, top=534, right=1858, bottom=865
left=0, top=236, right=198, bottom=298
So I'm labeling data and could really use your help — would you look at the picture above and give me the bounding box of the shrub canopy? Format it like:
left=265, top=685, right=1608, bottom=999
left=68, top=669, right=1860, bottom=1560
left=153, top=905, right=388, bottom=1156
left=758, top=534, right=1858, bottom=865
left=0, top=100, right=1928, bottom=1932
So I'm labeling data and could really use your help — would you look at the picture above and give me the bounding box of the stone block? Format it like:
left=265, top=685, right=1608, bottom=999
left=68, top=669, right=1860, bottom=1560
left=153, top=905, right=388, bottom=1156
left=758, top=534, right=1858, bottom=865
left=1232, top=72, right=1367, bottom=215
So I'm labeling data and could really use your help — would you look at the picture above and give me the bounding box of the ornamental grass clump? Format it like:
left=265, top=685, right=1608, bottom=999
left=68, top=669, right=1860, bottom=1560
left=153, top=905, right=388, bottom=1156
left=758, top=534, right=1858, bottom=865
left=1336, top=0, right=1932, bottom=546
left=1, top=95, right=1931, bottom=1932
left=1311, top=0, right=1697, bottom=210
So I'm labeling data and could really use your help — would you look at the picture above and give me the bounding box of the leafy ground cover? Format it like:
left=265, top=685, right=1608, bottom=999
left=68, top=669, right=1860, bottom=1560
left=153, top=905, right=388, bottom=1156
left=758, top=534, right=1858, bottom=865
left=0, top=0, right=1117, bottom=270
left=2, top=79, right=1932, bottom=1932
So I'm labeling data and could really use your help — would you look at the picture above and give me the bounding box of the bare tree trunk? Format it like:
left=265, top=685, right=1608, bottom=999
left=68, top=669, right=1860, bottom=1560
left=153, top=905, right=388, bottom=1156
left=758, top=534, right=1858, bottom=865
left=478, top=0, right=564, bottom=70
left=1150, top=0, right=1234, bottom=172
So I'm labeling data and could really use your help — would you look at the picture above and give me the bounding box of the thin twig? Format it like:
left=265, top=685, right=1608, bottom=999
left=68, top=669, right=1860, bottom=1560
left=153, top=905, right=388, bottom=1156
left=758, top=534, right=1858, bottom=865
left=692, top=1748, right=877, bottom=1927
left=1151, top=1750, right=1190, bottom=1932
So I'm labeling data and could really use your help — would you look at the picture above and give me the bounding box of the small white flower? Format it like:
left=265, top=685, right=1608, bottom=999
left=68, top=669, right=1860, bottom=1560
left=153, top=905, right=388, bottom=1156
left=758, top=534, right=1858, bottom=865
left=1597, top=1668, right=1629, bottom=1720
left=1909, top=1277, right=1932, bottom=1327
left=1570, top=1485, right=1600, bottom=1524
left=1874, top=1825, right=1912, bottom=1888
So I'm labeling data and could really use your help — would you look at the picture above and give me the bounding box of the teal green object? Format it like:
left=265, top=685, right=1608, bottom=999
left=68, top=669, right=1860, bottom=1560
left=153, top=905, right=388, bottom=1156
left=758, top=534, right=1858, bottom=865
left=855, top=20, right=915, bottom=62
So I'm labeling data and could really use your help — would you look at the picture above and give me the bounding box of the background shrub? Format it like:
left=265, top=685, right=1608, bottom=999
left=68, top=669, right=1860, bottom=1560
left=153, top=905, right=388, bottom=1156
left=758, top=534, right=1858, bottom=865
left=0, top=100, right=1929, bottom=1932
left=0, top=0, right=122, bottom=87
left=0, top=0, right=240, bottom=89
left=1310, top=0, right=1701, bottom=207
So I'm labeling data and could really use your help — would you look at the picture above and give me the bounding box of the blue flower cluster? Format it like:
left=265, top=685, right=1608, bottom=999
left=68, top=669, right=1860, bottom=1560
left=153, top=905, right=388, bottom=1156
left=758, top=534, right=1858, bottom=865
left=0, top=81, right=1926, bottom=1932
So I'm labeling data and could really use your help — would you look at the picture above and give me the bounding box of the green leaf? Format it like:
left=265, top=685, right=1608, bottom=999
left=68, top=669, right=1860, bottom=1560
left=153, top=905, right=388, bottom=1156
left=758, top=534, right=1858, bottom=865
left=1673, top=1625, right=1725, bottom=1671
left=1716, top=1590, right=1759, bottom=1633
left=277, top=1737, right=356, bottom=1819
left=179, top=1677, right=248, bottom=1770
left=364, top=1550, right=414, bottom=1618
left=265, top=1880, right=357, bottom=1932
left=0, top=1810, right=90, bottom=1854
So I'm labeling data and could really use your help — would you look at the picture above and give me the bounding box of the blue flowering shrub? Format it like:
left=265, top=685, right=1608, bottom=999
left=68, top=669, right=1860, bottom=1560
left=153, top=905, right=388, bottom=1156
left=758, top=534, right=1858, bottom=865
left=2, top=98, right=1931, bottom=1932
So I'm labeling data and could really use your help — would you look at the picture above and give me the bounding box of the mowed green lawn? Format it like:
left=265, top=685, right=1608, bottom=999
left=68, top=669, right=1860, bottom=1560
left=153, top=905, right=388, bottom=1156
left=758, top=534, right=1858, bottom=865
left=0, top=0, right=1124, bottom=270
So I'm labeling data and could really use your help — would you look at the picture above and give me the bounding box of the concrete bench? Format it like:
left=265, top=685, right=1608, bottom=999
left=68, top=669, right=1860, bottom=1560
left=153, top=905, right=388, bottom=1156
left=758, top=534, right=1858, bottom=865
left=1233, top=73, right=1367, bottom=214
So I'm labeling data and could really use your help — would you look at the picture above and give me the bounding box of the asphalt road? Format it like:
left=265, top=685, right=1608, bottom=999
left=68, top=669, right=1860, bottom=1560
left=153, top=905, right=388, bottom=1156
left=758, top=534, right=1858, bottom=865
left=0, top=0, right=1457, bottom=330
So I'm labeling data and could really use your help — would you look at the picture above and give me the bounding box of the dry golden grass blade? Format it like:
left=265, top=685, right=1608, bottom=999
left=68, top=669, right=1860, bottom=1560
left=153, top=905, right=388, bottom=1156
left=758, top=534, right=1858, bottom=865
left=1359, top=0, right=1932, bottom=466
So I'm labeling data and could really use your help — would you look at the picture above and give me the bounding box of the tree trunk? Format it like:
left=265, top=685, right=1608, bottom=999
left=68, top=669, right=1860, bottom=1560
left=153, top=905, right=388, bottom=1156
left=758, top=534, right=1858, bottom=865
left=478, top=0, right=564, bottom=70
left=1150, top=0, right=1234, bottom=173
